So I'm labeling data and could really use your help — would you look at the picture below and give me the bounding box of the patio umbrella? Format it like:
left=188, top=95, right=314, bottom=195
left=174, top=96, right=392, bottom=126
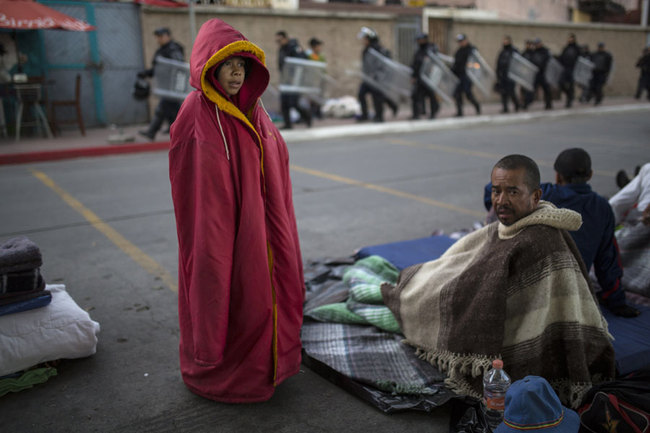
left=0, top=0, right=95, bottom=31
left=0, top=0, right=94, bottom=73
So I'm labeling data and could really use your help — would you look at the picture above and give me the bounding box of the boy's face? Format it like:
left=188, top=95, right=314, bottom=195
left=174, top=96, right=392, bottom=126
left=218, top=56, right=246, bottom=96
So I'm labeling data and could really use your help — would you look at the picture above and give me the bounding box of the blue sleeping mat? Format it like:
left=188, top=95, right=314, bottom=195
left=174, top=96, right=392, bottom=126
left=357, top=235, right=650, bottom=376
left=602, top=305, right=650, bottom=375
left=356, top=235, right=457, bottom=270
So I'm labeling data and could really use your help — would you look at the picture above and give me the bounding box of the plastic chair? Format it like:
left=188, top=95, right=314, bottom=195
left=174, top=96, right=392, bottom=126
left=50, top=74, right=85, bottom=136
left=14, top=83, right=53, bottom=141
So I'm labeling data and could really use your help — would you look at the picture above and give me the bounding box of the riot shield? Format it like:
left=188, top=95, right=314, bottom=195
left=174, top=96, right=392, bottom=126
left=152, top=56, right=192, bottom=101
left=573, top=56, right=594, bottom=88
left=507, top=52, right=538, bottom=92
left=544, top=56, right=563, bottom=89
left=419, top=51, right=459, bottom=105
left=278, top=57, right=328, bottom=101
left=466, top=49, right=496, bottom=97
left=437, top=52, right=454, bottom=67
left=358, top=47, right=412, bottom=106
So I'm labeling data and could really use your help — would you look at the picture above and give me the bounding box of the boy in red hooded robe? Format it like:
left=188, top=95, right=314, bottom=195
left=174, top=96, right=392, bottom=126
left=169, top=18, right=305, bottom=403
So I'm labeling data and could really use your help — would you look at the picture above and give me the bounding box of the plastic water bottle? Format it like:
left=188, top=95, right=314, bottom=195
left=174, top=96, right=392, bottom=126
left=483, top=359, right=511, bottom=431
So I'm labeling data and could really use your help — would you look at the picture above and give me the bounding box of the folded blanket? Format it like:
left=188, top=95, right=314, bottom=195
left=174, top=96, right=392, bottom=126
left=302, top=321, right=452, bottom=400
left=0, top=288, right=50, bottom=306
left=306, top=256, right=401, bottom=333
left=0, top=237, right=43, bottom=274
left=381, top=202, right=616, bottom=409
left=0, top=292, right=52, bottom=317
left=0, top=269, right=45, bottom=295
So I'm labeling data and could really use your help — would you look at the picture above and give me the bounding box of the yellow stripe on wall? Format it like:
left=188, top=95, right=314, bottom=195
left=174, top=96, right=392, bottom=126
left=31, top=169, right=178, bottom=293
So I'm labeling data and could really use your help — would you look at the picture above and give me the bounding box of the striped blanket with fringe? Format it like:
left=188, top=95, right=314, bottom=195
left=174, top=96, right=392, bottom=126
left=381, top=203, right=616, bottom=409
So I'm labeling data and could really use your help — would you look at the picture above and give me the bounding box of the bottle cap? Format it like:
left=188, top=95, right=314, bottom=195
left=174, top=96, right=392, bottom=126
left=492, top=359, right=503, bottom=369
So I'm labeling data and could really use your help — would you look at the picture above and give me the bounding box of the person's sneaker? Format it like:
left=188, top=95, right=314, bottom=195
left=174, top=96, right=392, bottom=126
left=616, top=170, right=630, bottom=189
left=138, top=130, right=155, bottom=141
left=634, top=165, right=641, bottom=176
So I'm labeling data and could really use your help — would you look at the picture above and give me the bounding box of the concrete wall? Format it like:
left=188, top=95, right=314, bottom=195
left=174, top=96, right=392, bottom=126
left=140, top=6, right=399, bottom=98
left=477, top=0, right=577, bottom=22
left=432, top=17, right=650, bottom=97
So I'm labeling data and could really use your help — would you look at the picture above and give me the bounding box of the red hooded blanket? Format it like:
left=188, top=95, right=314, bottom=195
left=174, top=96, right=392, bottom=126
left=169, top=19, right=304, bottom=403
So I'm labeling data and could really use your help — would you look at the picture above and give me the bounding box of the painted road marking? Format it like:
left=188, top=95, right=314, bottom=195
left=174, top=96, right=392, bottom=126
left=387, top=138, right=617, bottom=178
left=31, top=169, right=178, bottom=293
left=290, top=164, right=485, bottom=218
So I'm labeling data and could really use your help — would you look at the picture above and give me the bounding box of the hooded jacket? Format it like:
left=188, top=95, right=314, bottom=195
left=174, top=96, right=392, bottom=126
left=169, top=19, right=304, bottom=403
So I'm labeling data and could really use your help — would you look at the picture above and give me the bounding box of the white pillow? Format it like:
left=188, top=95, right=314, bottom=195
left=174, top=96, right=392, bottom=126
left=0, top=284, right=100, bottom=376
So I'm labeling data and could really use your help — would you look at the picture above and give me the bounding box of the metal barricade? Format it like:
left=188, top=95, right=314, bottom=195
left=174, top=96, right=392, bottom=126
left=508, top=52, right=538, bottom=92
left=466, top=49, right=495, bottom=97
left=278, top=57, right=328, bottom=102
left=419, top=51, right=459, bottom=105
left=357, top=48, right=412, bottom=106
left=573, top=56, right=594, bottom=88
left=544, top=57, right=563, bottom=90
left=153, top=56, right=192, bottom=101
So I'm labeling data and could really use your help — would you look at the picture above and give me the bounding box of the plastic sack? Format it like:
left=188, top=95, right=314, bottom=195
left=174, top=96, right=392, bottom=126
left=450, top=396, right=493, bottom=433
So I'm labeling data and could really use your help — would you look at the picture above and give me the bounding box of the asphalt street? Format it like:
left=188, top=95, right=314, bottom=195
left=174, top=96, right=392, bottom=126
left=0, top=109, right=648, bottom=432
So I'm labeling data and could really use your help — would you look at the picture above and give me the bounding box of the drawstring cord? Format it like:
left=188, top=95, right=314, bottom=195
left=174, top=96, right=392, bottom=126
left=215, top=104, right=230, bottom=161
left=259, top=99, right=272, bottom=123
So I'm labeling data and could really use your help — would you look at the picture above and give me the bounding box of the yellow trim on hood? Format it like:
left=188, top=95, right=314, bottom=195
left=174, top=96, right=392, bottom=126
left=199, top=40, right=266, bottom=130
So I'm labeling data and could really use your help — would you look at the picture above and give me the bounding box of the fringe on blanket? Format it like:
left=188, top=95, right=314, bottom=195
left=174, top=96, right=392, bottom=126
left=414, top=344, right=613, bottom=409
left=413, top=346, right=494, bottom=399
left=551, top=375, right=610, bottom=410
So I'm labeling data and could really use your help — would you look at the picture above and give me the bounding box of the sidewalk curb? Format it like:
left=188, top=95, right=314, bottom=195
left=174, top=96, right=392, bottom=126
left=1, top=103, right=648, bottom=165
left=0, top=141, right=170, bottom=165
left=281, top=103, right=650, bottom=143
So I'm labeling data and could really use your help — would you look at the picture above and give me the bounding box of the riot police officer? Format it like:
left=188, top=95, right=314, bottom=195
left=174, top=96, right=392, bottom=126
left=276, top=30, right=312, bottom=129
left=530, top=38, right=553, bottom=110
left=410, top=33, right=439, bottom=120
left=589, top=42, right=613, bottom=105
left=559, top=33, right=580, bottom=108
left=452, top=33, right=481, bottom=117
left=357, top=26, right=396, bottom=123
left=495, top=35, right=519, bottom=113
left=521, top=39, right=535, bottom=110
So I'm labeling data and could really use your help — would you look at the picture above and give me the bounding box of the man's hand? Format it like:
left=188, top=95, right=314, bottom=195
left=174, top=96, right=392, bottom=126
left=610, top=304, right=641, bottom=318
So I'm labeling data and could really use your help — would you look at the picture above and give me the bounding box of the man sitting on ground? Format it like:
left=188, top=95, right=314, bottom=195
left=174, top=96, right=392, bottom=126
left=382, top=155, right=614, bottom=408
left=483, top=148, right=640, bottom=317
